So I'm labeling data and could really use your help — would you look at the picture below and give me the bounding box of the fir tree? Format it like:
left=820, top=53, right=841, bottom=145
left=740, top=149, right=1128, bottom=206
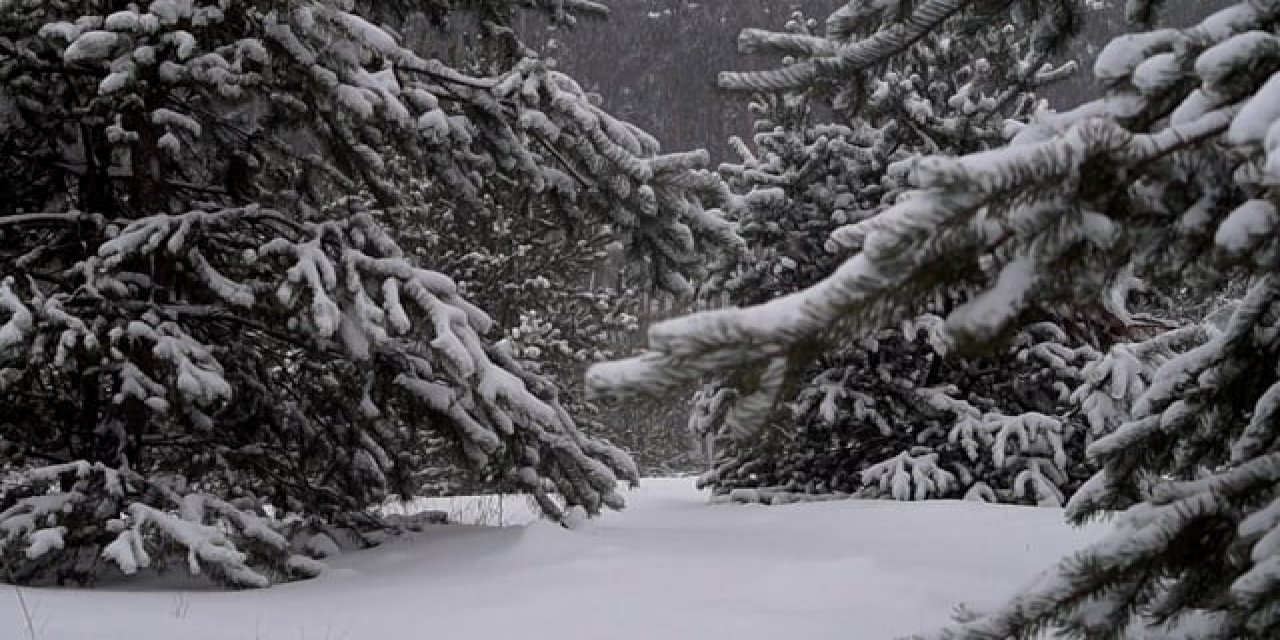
left=386, top=179, right=677, bottom=486
left=648, top=8, right=1100, bottom=506
left=593, top=0, right=1280, bottom=636
left=387, top=5, right=718, bottom=481
left=0, top=0, right=734, bottom=587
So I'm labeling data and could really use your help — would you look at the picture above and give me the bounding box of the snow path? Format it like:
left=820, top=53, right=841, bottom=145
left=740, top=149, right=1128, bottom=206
left=2, top=478, right=1108, bottom=640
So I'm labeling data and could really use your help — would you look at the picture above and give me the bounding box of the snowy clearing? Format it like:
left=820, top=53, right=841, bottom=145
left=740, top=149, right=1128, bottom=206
left=2, top=478, right=1108, bottom=640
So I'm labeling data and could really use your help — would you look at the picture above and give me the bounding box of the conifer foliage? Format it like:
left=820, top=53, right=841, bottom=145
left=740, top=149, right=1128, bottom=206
left=594, top=0, right=1280, bottom=636
left=639, top=7, right=1097, bottom=506
left=0, top=0, right=732, bottom=587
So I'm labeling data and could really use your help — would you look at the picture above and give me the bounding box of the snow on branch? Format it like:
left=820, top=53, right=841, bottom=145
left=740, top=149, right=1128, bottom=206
left=719, top=0, right=1080, bottom=92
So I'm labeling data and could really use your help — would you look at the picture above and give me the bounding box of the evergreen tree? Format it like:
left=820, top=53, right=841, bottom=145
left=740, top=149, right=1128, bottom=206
left=674, top=8, right=1099, bottom=506
left=593, top=0, right=1280, bottom=636
left=386, top=179, right=675, bottom=487
left=0, top=0, right=734, bottom=587
left=388, top=6, right=716, bottom=482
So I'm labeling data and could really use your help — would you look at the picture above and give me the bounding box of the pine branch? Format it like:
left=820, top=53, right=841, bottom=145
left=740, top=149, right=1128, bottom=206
left=719, top=0, right=974, bottom=91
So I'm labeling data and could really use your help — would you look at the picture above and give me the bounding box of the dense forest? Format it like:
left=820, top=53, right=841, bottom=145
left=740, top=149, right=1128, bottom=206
left=511, top=0, right=1230, bottom=159
left=6, top=0, right=1280, bottom=638
left=515, top=0, right=846, bottom=160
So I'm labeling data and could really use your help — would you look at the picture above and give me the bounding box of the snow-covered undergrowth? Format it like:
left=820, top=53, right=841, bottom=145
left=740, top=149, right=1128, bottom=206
left=2, top=478, right=1108, bottom=640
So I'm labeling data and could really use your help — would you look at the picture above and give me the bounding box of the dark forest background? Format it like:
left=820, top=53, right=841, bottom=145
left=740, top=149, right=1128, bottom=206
left=503, top=0, right=1228, bottom=162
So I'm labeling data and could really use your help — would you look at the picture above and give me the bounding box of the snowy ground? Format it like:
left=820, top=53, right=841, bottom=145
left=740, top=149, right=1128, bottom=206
left=2, top=478, right=1109, bottom=640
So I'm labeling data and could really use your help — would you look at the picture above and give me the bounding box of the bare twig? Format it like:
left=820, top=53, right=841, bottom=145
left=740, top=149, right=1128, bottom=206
left=11, top=583, right=37, bottom=640
left=531, top=133, right=590, bottom=188
left=0, top=212, right=99, bottom=228
left=172, top=592, right=191, bottom=619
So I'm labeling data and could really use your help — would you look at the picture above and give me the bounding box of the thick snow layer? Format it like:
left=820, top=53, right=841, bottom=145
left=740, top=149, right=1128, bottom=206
left=0, top=478, right=1108, bottom=640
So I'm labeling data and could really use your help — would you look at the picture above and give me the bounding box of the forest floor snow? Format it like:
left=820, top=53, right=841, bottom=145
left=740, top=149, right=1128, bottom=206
left=2, top=477, right=1109, bottom=640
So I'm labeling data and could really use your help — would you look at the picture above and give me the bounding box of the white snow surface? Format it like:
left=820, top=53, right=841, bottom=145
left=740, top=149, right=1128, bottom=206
left=1, top=478, right=1109, bottom=640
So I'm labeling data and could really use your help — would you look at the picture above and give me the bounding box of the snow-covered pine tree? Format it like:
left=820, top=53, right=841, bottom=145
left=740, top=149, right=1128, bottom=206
left=696, top=321, right=1105, bottom=506
left=382, top=6, right=711, bottom=483
left=593, top=0, right=1280, bottom=635
left=590, top=0, right=1087, bottom=425
left=390, top=25, right=708, bottom=479
left=0, top=0, right=736, bottom=587
left=383, top=179, right=653, bottom=490
left=654, top=9, right=1101, bottom=506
